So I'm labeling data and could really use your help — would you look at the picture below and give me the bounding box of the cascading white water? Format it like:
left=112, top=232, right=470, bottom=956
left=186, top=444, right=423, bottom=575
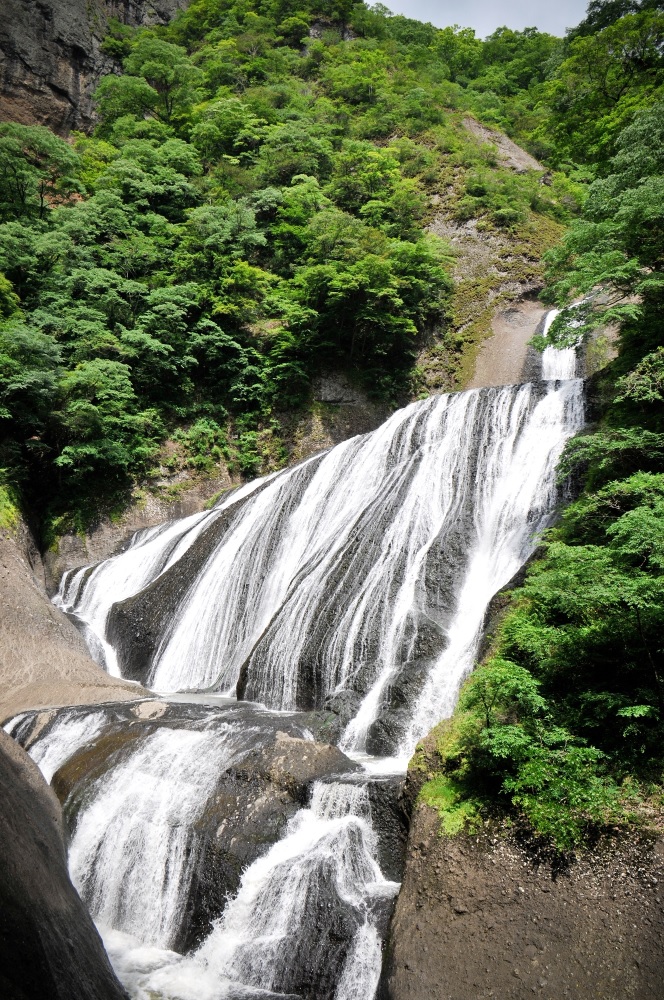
left=341, top=377, right=583, bottom=759
left=69, top=722, right=255, bottom=949
left=5, top=708, right=108, bottom=783
left=25, top=315, right=585, bottom=1000
left=541, top=307, right=579, bottom=380
left=54, top=478, right=269, bottom=674
left=108, top=779, right=397, bottom=1000
left=59, top=369, right=583, bottom=761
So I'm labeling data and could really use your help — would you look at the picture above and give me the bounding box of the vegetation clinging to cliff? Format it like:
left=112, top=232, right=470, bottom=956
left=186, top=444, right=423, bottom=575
left=0, top=0, right=662, bottom=541
left=0, top=0, right=598, bottom=536
left=422, top=101, right=664, bottom=851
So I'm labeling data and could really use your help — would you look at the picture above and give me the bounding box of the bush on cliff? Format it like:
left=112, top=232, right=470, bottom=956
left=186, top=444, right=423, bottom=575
left=421, top=100, right=664, bottom=852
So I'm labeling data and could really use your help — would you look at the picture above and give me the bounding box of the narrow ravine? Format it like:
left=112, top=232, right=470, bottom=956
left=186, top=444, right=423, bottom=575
left=7, top=315, right=584, bottom=1000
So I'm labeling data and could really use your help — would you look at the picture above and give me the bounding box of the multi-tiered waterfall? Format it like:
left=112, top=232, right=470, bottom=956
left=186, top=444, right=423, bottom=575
left=7, top=323, right=584, bottom=1000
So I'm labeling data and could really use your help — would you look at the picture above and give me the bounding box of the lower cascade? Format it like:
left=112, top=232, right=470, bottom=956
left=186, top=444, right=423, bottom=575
left=8, top=333, right=584, bottom=1000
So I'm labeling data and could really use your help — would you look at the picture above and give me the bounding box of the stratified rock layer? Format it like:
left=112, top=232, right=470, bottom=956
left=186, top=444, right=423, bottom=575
left=0, top=524, right=142, bottom=724
left=0, top=730, right=128, bottom=1000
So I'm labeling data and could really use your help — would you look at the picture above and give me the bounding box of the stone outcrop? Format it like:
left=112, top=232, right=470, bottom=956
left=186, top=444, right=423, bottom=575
left=0, top=729, right=128, bottom=1000
left=0, top=521, right=143, bottom=724
left=381, top=797, right=664, bottom=1000
left=0, top=0, right=189, bottom=134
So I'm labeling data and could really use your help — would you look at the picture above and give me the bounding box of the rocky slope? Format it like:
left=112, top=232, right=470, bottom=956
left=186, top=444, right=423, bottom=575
left=0, top=729, right=129, bottom=1000
left=0, top=0, right=188, bottom=133
left=381, top=799, right=664, bottom=1000
left=379, top=720, right=664, bottom=1000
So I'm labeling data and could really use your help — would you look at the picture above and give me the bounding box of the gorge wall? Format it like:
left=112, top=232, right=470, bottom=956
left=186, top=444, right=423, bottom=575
left=0, top=729, right=129, bottom=1000
left=0, top=519, right=143, bottom=723
left=0, top=0, right=189, bottom=133
left=382, top=795, right=664, bottom=1000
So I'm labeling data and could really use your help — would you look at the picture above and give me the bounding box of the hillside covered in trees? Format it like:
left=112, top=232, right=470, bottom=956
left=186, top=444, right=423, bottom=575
left=4, top=0, right=659, bottom=534
left=421, top=97, right=664, bottom=848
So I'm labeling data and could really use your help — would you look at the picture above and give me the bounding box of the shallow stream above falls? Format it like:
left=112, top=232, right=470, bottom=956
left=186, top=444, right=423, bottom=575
left=6, top=319, right=584, bottom=1000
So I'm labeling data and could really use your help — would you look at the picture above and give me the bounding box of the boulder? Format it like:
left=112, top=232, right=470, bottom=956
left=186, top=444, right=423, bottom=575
left=0, top=729, right=128, bottom=1000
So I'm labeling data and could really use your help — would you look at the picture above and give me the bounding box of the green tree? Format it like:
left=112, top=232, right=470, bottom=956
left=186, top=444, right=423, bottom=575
left=124, top=35, right=203, bottom=123
left=543, top=101, right=664, bottom=347
left=541, top=11, right=664, bottom=164
left=0, top=124, right=82, bottom=220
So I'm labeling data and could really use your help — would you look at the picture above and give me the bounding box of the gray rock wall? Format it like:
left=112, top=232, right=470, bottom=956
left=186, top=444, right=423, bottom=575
left=381, top=798, right=664, bottom=1000
left=0, top=522, right=142, bottom=725
left=0, top=730, right=129, bottom=1000
left=0, top=0, right=189, bottom=134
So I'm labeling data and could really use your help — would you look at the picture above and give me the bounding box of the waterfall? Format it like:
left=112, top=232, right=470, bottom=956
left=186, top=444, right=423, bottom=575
left=5, top=708, right=108, bottom=783
left=54, top=478, right=268, bottom=674
left=58, top=371, right=583, bottom=762
left=108, top=778, right=397, bottom=1000
left=540, top=307, right=580, bottom=380
left=19, top=317, right=585, bottom=1000
left=68, top=722, right=256, bottom=950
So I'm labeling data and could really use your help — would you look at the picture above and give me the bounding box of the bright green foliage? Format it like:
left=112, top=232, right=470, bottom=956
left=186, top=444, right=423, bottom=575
left=0, top=0, right=658, bottom=538
left=539, top=10, right=664, bottom=166
left=424, top=659, right=629, bottom=849
left=0, top=480, right=20, bottom=532
left=433, top=470, right=664, bottom=848
left=54, top=359, right=162, bottom=482
left=173, top=417, right=229, bottom=470
left=542, top=102, right=664, bottom=356
left=0, top=124, right=82, bottom=220
left=0, top=3, right=465, bottom=532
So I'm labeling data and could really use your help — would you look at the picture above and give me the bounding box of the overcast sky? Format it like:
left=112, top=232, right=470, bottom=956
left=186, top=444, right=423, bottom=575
left=380, top=0, right=590, bottom=38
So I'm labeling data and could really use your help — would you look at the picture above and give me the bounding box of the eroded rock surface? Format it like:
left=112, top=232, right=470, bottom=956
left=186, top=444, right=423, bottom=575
left=0, top=0, right=188, bottom=134
left=381, top=799, right=664, bottom=1000
left=0, top=525, right=143, bottom=724
left=0, top=729, right=128, bottom=1000
left=467, top=297, right=548, bottom=389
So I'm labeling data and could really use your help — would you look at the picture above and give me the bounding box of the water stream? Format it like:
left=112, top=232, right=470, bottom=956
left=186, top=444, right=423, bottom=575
left=10, top=317, right=584, bottom=1000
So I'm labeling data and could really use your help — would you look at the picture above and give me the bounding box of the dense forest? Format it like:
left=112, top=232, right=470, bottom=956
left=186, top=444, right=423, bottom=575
left=1, top=0, right=663, bottom=849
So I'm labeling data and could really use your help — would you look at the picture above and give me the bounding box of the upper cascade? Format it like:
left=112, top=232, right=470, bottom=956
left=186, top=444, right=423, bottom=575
left=57, top=332, right=584, bottom=758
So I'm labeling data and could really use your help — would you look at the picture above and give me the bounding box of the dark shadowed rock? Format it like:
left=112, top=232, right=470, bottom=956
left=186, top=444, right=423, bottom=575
left=180, top=730, right=360, bottom=952
left=367, top=775, right=408, bottom=883
left=0, top=730, right=128, bottom=1000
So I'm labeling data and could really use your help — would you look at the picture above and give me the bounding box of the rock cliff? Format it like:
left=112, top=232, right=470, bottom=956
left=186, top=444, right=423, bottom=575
left=0, top=519, right=143, bottom=724
left=381, top=779, right=664, bottom=1000
left=0, top=730, right=129, bottom=1000
left=0, top=0, right=188, bottom=134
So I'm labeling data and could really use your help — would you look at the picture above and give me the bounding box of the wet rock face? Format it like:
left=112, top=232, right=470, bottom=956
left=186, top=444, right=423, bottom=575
left=0, top=730, right=128, bottom=1000
left=0, top=0, right=188, bottom=134
left=33, top=701, right=361, bottom=956
left=381, top=799, right=664, bottom=1000
left=106, top=502, right=251, bottom=683
left=105, top=474, right=291, bottom=686
left=180, top=729, right=361, bottom=953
